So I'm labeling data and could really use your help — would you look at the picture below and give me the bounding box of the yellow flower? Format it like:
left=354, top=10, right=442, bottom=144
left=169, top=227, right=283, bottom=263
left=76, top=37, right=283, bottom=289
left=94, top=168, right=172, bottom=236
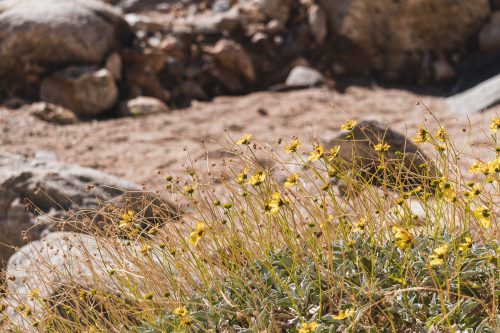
left=285, top=138, right=302, bottom=153
left=236, top=167, right=249, bottom=184
left=352, top=218, right=366, bottom=232
left=173, top=306, right=189, bottom=316
left=488, top=157, right=500, bottom=173
left=435, top=126, right=447, bottom=142
left=473, top=206, right=491, bottom=229
left=429, top=244, right=449, bottom=267
left=119, top=210, right=134, bottom=228
left=144, top=292, right=154, bottom=300
left=248, top=170, right=266, bottom=186
left=180, top=315, right=193, bottom=326
left=284, top=173, right=300, bottom=188
left=469, top=161, right=485, bottom=174
left=392, top=226, right=412, bottom=250
left=28, top=289, right=40, bottom=300
left=265, top=192, right=285, bottom=214
left=327, top=145, right=340, bottom=161
left=464, top=184, right=482, bottom=200
left=236, top=133, right=252, bottom=145
left=341, top=119, right=357, bottom=131
left=429, top=257, right=445, bottom=266
left=189, top=222, right=206, bottom=246
left=491, top=116, right=500, bottom=133
left=298, top=321, right=319, bottom=333
left=373, top=142, right=391, bottom=152
left=308, top=144, right=324, bottom=162
left=141, top=244, right=152, bottom=255
left=413, top=128, right=430, bottom=145
left=332, top=307, right=355, bottom=320
left=439, top=178, right=457, bottom=202
left=459, top=236, right=473, bottom=252
left=183, top=184, right=196, bottom=195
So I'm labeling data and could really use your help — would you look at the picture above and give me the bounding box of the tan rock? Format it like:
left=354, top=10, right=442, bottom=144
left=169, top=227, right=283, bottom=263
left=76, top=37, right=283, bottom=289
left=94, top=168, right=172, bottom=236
left=40, top=66, right=118, bottom=117
left=206, top=39, right=256, bottom=83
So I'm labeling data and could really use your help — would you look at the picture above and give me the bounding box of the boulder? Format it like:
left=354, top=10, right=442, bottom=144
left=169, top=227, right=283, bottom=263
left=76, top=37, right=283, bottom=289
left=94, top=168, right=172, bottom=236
left=328, top=120, right=439, bottom=193
left=25, top=102, right=79, bottom=125
left=0, top=0, right=131, bottom=77
left=40, top=66, right=118, bottom=117
left=479, top=11, right=500, bottom=53
left=120, top=96, right=170, bottom=116
left=206, top=39, right=256, bottom=83
left=319, top=0, right=490, bottom=79
left=285, top=66, right=324, bottom=88
left=4, top=232, right=125, bottom=331
left=0, top=153, right=139, bottom=266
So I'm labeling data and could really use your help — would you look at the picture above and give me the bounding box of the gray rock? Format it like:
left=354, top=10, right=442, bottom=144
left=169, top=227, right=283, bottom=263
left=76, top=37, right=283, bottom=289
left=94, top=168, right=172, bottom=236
left=447, top=72, right=500, bottom=114
left=0, top=0, right=131, bottom=77
left=120, top=96, right=170, bottom=116
left=0, top=153, right=139, bottom=266
left=285, top=66, right=324, bottom=87
left=4, top=232, right=124, bottom=331
left=40, top=66, right=118, bottom=117
left=308, top=4, right=328, bottom=43
left=328, top=120, right=438, bottom=193
left=479, top=11, right=500, bottom=53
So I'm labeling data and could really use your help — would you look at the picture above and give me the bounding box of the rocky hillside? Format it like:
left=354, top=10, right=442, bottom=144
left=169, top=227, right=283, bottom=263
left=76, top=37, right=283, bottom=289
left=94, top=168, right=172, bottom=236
left=1, top=0, right=500, bottom=117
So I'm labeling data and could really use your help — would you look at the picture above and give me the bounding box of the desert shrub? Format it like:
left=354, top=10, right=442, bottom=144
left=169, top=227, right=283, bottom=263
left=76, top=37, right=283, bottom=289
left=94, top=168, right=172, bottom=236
left=4, top=117, right=499, bottom=332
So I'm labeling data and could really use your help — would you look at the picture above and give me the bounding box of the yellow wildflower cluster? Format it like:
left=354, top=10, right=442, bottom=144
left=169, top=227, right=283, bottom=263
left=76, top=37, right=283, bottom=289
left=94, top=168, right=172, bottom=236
left=341, top=119, right=357, bottom=131
left=236, top=133, right=252, bottom=145
left=332, top=307, right=355, bottom=320
left=298, top=322, right=318, bottom=333
left=438, top=178, right=457, bottom=202
left=236, top=167, right=249, bottom=184
left=392, top=226, right=412, bottom=250
left=173, top=306, right=192, bottom=326
left=469, top=157, right=500, bottom=176
left=284, top=173, right=299, bottom=188
left=189, top=222, right=206, bottom=246
left=265, top=192, right=285, bottom=214
left=248, top=170, right=266, bottom=186
left=119, top=210, right=135, bottom=229
left=285, top=138, right=302, bottom=153
left=327, top=145, right=340, bottom=161
left=373, top=141, right=391, bottom=152
left=491, top=116, right=500, bottom=133
left=413, top=128, right=430, bottom=145
left=429, top=244, right=449, bottom=266
left=309, top=144, right=324, bottom=162
left=459, top=236, right=473, bottom=252
left=352, top=218, right=366, bottom=232
left=473, top=206, right=492, bottom=229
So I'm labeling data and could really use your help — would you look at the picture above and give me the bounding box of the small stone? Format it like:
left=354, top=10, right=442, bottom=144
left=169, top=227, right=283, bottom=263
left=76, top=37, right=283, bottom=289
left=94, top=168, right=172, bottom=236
left=285, top=66, right=324, bottom=87
left=433, top=58, right=455, bottom=82
left=27, top=102, right=79, bottom=125
left=120, top=96, right=170, bottom=117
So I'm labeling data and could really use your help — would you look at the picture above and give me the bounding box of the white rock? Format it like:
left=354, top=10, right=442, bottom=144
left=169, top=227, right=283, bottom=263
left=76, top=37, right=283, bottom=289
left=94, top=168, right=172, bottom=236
left=285, top=66, right=324, bottom=87
left=121, top=96, right=170, bottom=116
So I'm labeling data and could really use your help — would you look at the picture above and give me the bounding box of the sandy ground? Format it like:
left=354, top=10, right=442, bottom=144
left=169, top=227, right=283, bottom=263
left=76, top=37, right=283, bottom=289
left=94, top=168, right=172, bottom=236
left=1, top=87, right=498, bottom=190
